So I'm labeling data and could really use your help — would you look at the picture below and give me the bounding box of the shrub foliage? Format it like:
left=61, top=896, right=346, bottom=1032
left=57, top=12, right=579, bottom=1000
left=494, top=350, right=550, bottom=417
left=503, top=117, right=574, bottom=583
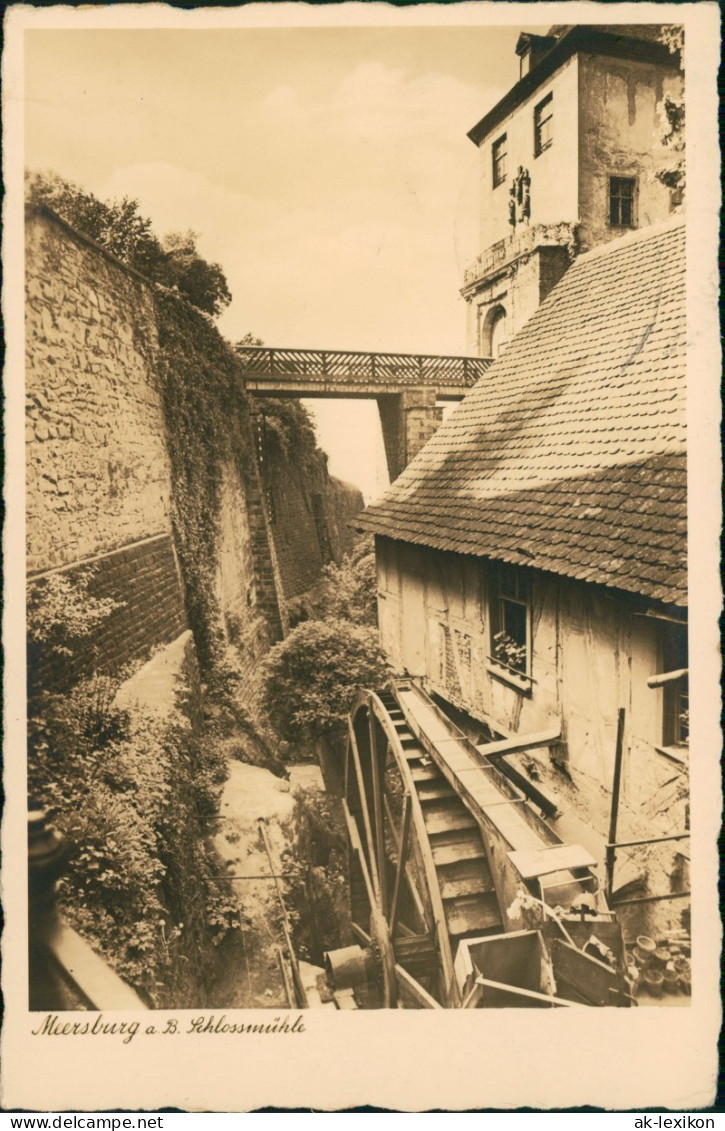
left=26, top=169, right=232, bottom=317
left=312, top=534, right=378, bottom=627
left=259, top=618, right=387, bottom=742
left=27, top=572, right=240, bottom=1007
left=28, top=668, right=239, bottom=1007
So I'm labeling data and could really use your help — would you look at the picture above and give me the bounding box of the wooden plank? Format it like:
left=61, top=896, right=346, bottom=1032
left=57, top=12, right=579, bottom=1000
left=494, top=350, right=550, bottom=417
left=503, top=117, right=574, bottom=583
left=411, top=765, right=442, bottom=783
left=394, top=964, right=444, bottom=1009
left=424, top=806, right=478, bottom=836
left=396, top=683, right=562, bottom=858
left=550, top=938, right=623, bottom=1007
left=476, top=727, right=562, bottom=758
left=438, top=859, right=493, bottom=899
left=445, top=892, right=501, bottom=936
left=431, top=832, right=486, bottom=867
left=487, top=755, right=561, bottom=818
left=333, top=988, right=359, bottom=1010
left=45, top=920, right=148, bottom=1011
left=474, top=976, right=581, bottom=1008
left=417, top=783, right=456, bottom=803
left=508, top=844, right=597, bottom=880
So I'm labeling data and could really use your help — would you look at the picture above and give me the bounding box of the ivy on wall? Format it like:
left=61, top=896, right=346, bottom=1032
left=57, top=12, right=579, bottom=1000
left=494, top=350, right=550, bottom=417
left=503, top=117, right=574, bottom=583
left=154, top=290, right=258, bottom=677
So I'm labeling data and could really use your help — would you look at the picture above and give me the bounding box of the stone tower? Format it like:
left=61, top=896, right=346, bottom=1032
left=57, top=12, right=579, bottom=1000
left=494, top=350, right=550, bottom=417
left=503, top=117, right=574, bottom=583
left=462, top=25, right=683, bottom=356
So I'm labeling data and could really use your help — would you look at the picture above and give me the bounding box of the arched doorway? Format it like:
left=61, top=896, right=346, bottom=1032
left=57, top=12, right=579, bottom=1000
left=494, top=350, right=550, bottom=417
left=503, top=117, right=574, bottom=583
left=485, top=305, right=508, bottom=358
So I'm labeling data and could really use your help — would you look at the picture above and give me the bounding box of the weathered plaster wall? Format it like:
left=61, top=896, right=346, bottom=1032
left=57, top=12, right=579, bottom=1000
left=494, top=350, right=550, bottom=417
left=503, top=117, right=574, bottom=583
left=376, top=536, right=687, bottom=872
left=477, top=57, right=580, bottom=253
left=577, top=53, right=682, bottom=253
left=465, top=244, right=571, bottom=356
left=465, top=44, right=682, bottom=357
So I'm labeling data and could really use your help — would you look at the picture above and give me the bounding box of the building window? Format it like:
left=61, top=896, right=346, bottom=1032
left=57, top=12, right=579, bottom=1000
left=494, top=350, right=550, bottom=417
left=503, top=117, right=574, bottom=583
left=534, top=93, right=553, bottom=157
left=489, top=563, right=531, bottom=688
left=492, top=134, right=507, bottom=188
left=662, top=622, right=689, bottom=749
left=609, top=176, right=636, bottom=227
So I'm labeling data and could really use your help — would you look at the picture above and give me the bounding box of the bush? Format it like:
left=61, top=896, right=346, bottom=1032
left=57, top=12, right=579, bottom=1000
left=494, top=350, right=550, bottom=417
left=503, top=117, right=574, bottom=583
left=311, top=535, right=378, bottom=627
left=28, top=671, right=240, bottom=1006
left=259, top=618, right=387, bottom=742
left=257, top=399, right=318, bottom=466
left=282, top=786, right=350, bottom=963
left=26, top=170, right=232, bottom=317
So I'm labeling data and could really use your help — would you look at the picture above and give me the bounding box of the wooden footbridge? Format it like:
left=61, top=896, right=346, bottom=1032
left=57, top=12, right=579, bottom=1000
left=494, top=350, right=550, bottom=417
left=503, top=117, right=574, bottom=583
left=237, top=346, right=491, bottom=479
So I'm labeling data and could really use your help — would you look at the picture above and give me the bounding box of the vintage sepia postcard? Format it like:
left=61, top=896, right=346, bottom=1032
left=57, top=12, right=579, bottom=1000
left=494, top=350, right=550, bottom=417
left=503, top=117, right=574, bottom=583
left=2, top=0, right=721, bottom=1113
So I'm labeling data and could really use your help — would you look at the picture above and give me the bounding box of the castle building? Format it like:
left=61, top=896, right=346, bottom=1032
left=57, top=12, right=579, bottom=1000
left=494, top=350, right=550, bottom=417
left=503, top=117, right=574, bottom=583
left=462, top=24, right=683, bottom=357
left=358, top=25, right=687, bottom=925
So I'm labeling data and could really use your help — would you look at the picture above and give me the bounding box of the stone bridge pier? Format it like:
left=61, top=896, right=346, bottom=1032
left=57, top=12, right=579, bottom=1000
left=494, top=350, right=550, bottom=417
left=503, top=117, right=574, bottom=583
left=237, top=346, right=491, bottom=482
left=377, top=388, right=443, bottom=481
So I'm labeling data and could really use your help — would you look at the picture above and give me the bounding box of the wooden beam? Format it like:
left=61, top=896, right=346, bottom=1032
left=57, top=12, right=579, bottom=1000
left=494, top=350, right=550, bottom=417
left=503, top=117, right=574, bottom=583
left=389, top=793, right=412, bottom=938
left=384, top=793, right=401, bottom=851
left=44, top=920, right=148, bottom=1011
left=647, top=668, right=688, bottom=688
left=384, top=785, right=429, bottom=930
left=348, top=720, right=382, bottom=908
left=461, top=981, right=484, bottom=1009
left=476, top=726, right=561, bottom=758
left=474, top=976, right=581, bottom=1008
left=605, top=708, right=626, bottom=901
left=369, top=712, right=388, bottom=912
left=394, top=964, right=443, bottom=1009
left=342, top=800, right=377, bottom=913
left=350, top=921, right=372, bottom=947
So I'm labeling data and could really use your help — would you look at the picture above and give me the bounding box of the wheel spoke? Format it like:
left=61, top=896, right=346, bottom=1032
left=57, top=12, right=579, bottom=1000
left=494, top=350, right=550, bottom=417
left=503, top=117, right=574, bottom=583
left=389, top=792, right=412, bottom=938
left=348, top=717, right=382, bottom=908
left=368, top=711, right=388, bottom=912
left=384, top=789, right=429, bottom=931
left=342, top=799, right=377, bottom=911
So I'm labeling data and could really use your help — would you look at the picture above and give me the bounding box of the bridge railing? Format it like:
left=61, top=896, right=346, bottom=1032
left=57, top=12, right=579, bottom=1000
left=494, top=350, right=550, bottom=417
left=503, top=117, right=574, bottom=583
left=236, top=347, right=490, bottom=388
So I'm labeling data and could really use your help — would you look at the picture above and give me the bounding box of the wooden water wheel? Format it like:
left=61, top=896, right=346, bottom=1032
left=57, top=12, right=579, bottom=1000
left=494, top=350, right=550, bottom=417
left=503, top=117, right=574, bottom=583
left=339, top=688, right=505, bottom=1008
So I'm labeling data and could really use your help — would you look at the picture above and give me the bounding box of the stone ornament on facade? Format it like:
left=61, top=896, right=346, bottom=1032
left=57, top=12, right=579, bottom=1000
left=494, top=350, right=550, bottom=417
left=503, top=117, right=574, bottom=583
left=508, top=166, right=531, bottom=228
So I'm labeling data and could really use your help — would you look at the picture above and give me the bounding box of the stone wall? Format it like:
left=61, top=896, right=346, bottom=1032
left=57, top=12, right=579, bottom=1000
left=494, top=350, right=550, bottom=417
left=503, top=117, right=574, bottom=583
left=25, top=209, right=171, bottom=573
left=265, top=449, right=363, bottom=601
left=465, top=244, right=572, bottom=356
left=28, top=534, right=188, bottom=695
left=25, top=208, right=284, bottom=688
left=26, top=207, right=365, bottom=691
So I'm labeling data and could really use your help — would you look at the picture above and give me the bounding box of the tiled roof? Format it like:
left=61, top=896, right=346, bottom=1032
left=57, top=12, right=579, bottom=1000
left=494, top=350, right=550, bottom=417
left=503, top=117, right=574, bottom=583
left=359, top=219, right=687, bottom=607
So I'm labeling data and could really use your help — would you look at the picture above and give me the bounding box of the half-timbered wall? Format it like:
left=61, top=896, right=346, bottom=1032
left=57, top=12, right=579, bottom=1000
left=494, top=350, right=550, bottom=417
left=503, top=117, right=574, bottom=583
left=375, top=536, right=686, bottom=828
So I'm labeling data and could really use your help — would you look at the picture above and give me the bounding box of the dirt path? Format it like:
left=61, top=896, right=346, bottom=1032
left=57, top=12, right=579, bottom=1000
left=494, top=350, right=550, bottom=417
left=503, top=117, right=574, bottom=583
left=207, top=760, right=329, bottom=1009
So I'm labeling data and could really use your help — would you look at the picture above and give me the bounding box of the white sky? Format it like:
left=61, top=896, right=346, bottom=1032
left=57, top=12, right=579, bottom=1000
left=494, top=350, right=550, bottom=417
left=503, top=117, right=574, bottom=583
left=24, top=24, right=534, bottom=499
